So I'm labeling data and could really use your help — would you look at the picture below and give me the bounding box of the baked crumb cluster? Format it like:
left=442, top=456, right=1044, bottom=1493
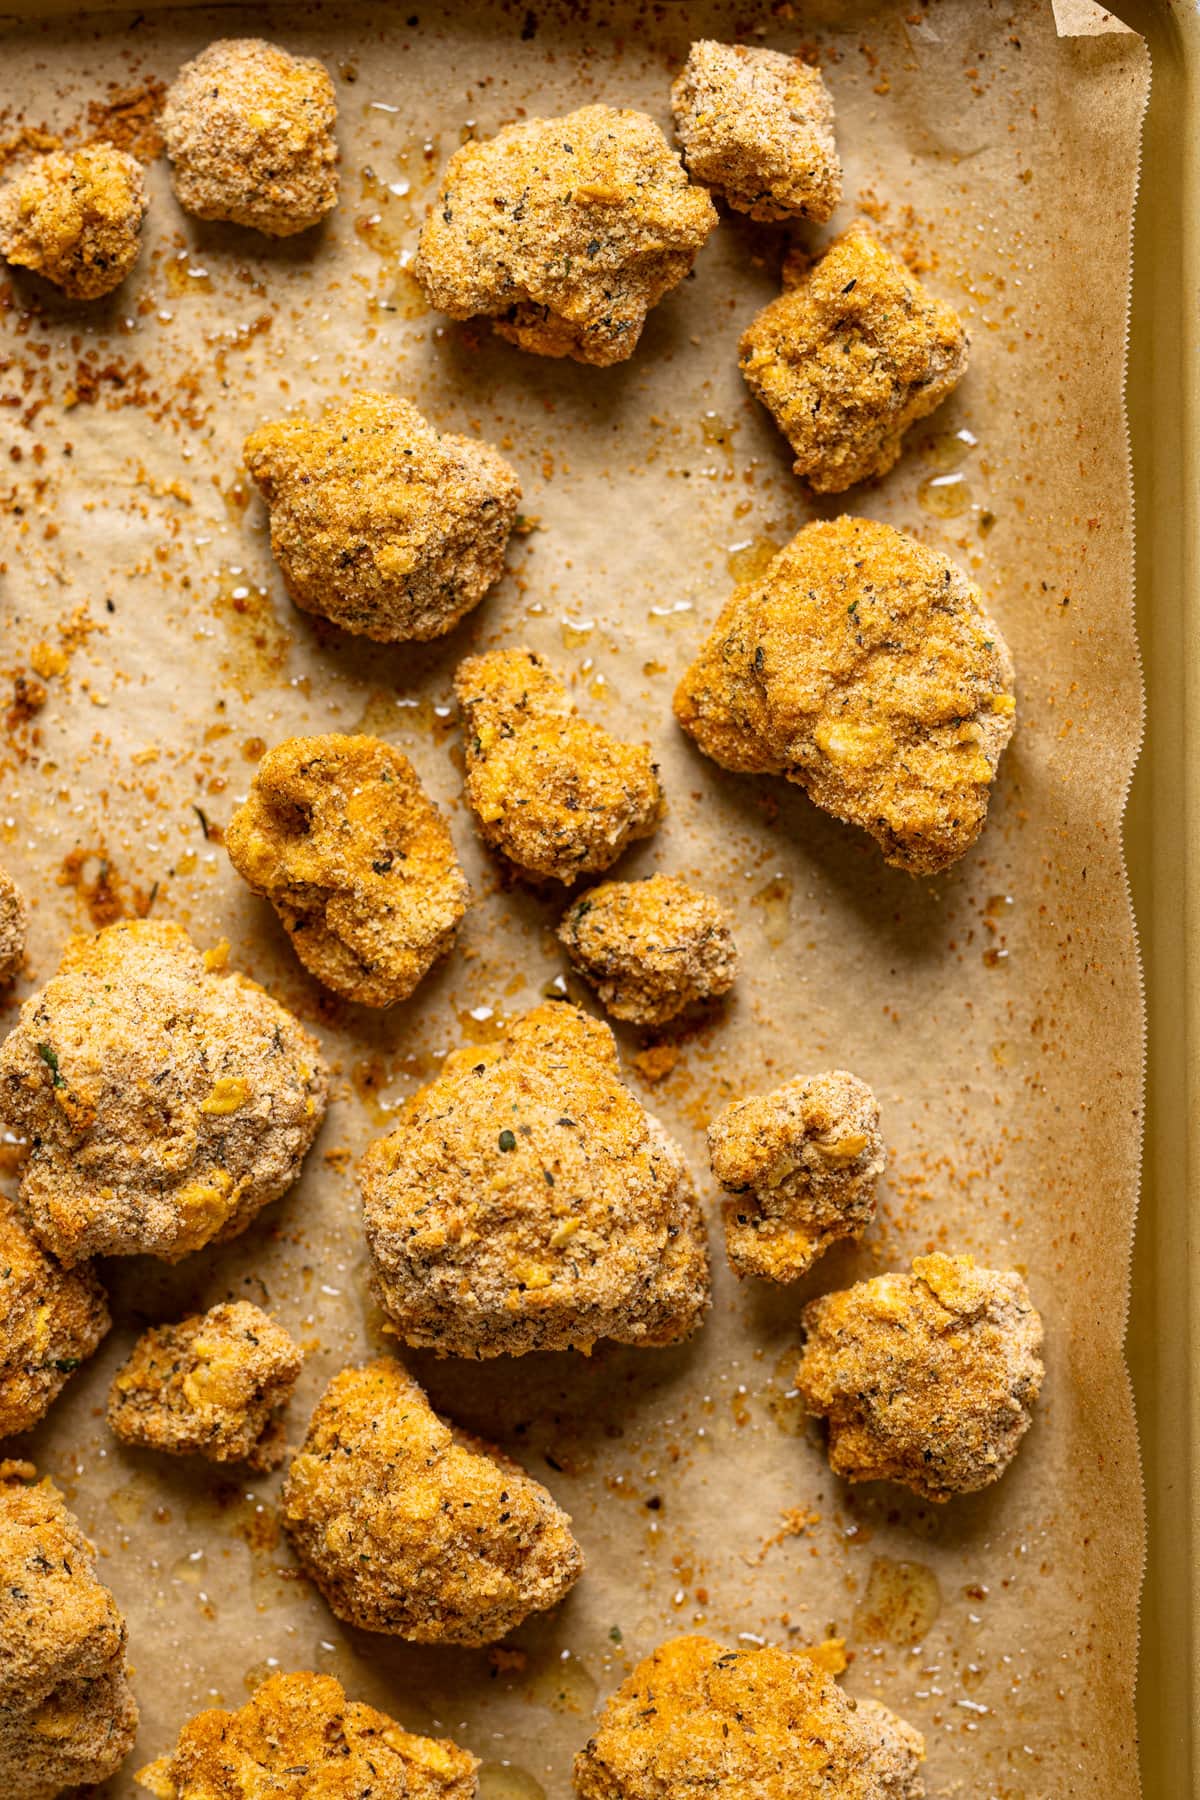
left=0, top=866, right=26, bottom=985
left=0, top=1194, right=110, bottom=1438
left=0, top=143, right=146, bottom=299
left=557, top=874, right=738, bottom=1025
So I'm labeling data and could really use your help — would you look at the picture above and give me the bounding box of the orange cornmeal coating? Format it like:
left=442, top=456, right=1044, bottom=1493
left=107, top=1301, right=302, bottom=1471
left=244, top=394, right=521, bottom=643
left=281, top=1359, right=583, bottom=1645
left=0, top=1461, right=138, bottom=1798
left=740, top=223, right=968, bottom=492
left=0, top=865, right=27, bottom=984
left=673, top=517, right=1015, bottom=875
left=226, top=735, right=470, bottom=1007
left=574, top=1636, right=925, bottom=1799
left=0, top=1194, right=109, bottom=1438
left=557, top=874, right=737, bottom=1026
left=0, top=920, right=328, bottom=1265
left=414, top=104, right=716, bottom=366
left=135, top=1670, right=479, bottom=1799
left=709, top=1069, right=884, bottom=1283
left=0, top=143, right=146, bottom=299
left=456, top=648, right=665, bottom=884
left=162, top=37, right=338, bottom=236
left=796, top=1253, right=1045, bottom=1502
left=671, top=41, right=841, bottom=223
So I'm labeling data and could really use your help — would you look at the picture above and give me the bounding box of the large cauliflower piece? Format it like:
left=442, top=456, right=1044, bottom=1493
left=0, top=144, right=146, bottom=299
left=0, top=1194, right=110, bottom=1438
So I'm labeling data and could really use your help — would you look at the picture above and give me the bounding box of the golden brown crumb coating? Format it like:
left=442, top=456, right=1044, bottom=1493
left=162, top=37, right=338, bottom=236
left=414, top=104, right=716, bottom=366
left=0, top=1461, right=138, bottom=1798
left=0, top=865, right=27, bottom=985
left=740, top=223, right=968, bottom=492
left=107, top=1300, right=302, bottom=1470
left=226, top=734, right=470, bottom=1007
left=796, top=1252, right=1045, bottom=1501
left=574, top=1636, right=925, bottom=1799
left=671, top=41, right=841, bottom=223
left=0, top=1194, right=109, bottom=1439
left=281, top=1358, right=583, bottom=1645
left=673, top=516, right=1015, bottom=875
left=557, top=875, right=737, bottom=1026
left=135, top=1669, right=479, bottom=1799
left=456, top=649, right=665, bottom=884
left=0, top=142, right=146, bottom=300
left=0, top=920, right=328, bottom=1266
left=361, top=1003, right=709, bottom=1357
left=709, top=1069, right=884, bottom=1282
left=243, top=393, right=521, bottom=643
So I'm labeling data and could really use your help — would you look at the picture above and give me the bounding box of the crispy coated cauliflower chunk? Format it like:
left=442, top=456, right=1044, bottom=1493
left=135, top=1670, right=479, bottom=1799
left=360, top=1003, right=710, bottom=1357
left=709, top=1069, right=884, bottom=1282
left=0, top=1195, right=109, bottom=1438
left=456, top=648, right=665, bottom=884
left=0, top=1461, right=138, bottom=1799
left=0, top=143, right=146, bottom=299
left=226, top=734, right=470, bottom=1007
left=671, top=41, right=841, bottom=223
left=740, top=223, right=968, bottom=492
left=244, top=393, right=521, bottom=643
left=557, top=875, right=737, bottom=1026
left=0, top=865, right=26, bottom=984
left=574, top=1636, right=925, bottom=1800
left=162, top=37, right=338, bottom=236
left=414, top=104, right=717, bottom=365
left=107, top=1300, right=302, bottom=1470
left=796, top=1252, right=1045, bottom=1501
left=673, top=516, right=1015, bottom=875
left=282, top=1358, right=583, bottom=1644
left=0, top=920, right=328, bottom=1265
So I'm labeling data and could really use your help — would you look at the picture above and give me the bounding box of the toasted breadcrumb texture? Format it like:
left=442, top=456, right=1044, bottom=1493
left=0, top=865, right=27, bottom=985
left=670, top=41, right=841, bottom=223
left=0, top=1194, right=110, bottom=1438
left=456, top=648, right=665, bottom=884
left=673, top=516, right=1015, bottom=875
left=557, top=874, right=737, bottom=1026
left=709, top=1069, right=884, bottom=1282
left=361, top=1003, right=710, bottom=1357
left=226, top=734, right=470, bottom=1007
left=740, top=222, right=968, bottom=492
left=281, top=1358, right=583, bottom=1645
left=573, top=1635, right=925, bottom=1800
left=414, top=103, right=716, bottom=365
left=796, top=1252, right=1045, bottom=1501
left=161, top=37, right=338, bottom=236
left=0, top=919, right=329, bottom=1265
left=0, top=142, right=146, bottom=299
left=244, top=393, right=521, bottom=643
left=0, top=1461, right=138, bottom=1798
left=135, top=1669, right=479, bottom=1799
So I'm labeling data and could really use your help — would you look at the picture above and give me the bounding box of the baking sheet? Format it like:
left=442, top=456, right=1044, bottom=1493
left=0, top=3, right=1149, bottom=1795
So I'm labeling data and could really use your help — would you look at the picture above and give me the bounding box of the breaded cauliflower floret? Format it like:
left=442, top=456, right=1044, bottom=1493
left=414, top=104, right=717, bottom=365
left=740, top=223, right=968, bottom=492
left=226, top=734, right=470, bottom=1007
left=796, top=1252, right=1045, bottom=1501
left=0, top=1195, right=109, bottom=1439
left=361, top=1003, right=710, bottom=1357
left=574, top=1636, right=925, bottom=1800
left=282, top=1358, right=583, bottom=1644
left=0, top=1461, right=138, bottom=1798
left=107, top=1300, right=302, bottom=1470
left=709, top=1069, right=884, bottom=1282
left=457, top=649, right=665, bottom=884
left=673, top=516, right=1015, bottom=875
left=244, top=393, right=521, bottom=643
left=162, top=37, right=338, bottom=236
left=0, top=920, right=328, bottom=1265
left=0, top=143, right=146, bottom=301
left=557, top=874, right=737, bottom=1026
left=0, top=865, right=27, bottom=985
left=671, top=42, right=841, bottom=223
left=135, top=1670, right=479, bottom=1799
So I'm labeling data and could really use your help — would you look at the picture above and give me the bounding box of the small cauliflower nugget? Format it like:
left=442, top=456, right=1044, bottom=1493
left=0, top=1195, right=109, bottom=1439
left=414, top=104, right=717, bottom=365
left=673, top=516, right=1015, bottom=875
left=796, top=1252, right=1045, bottom=1501
left=0, top=143, right=146, bottom=299
left=244, top=393, right=521, bottom=643
left=0, top=865, right=27, bottom=984
left=740, top=222, right=968, bottom=491
left=557, top=874, right=737, bottom=1026
left=282, top=1358, right=583, bottom=1645
left=226, top=734, right=470, bottom=1007
left=709, top=1069, right=883, bottom=1282
left=0, top=920, right=328, bottom=1265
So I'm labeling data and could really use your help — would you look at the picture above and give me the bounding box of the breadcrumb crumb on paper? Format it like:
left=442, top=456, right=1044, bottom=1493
left=0, top=1194, right=109, bottom=1438
left=0, top=142, right=146, bottom=299
left=557, top=873, right=737, bottom=1025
